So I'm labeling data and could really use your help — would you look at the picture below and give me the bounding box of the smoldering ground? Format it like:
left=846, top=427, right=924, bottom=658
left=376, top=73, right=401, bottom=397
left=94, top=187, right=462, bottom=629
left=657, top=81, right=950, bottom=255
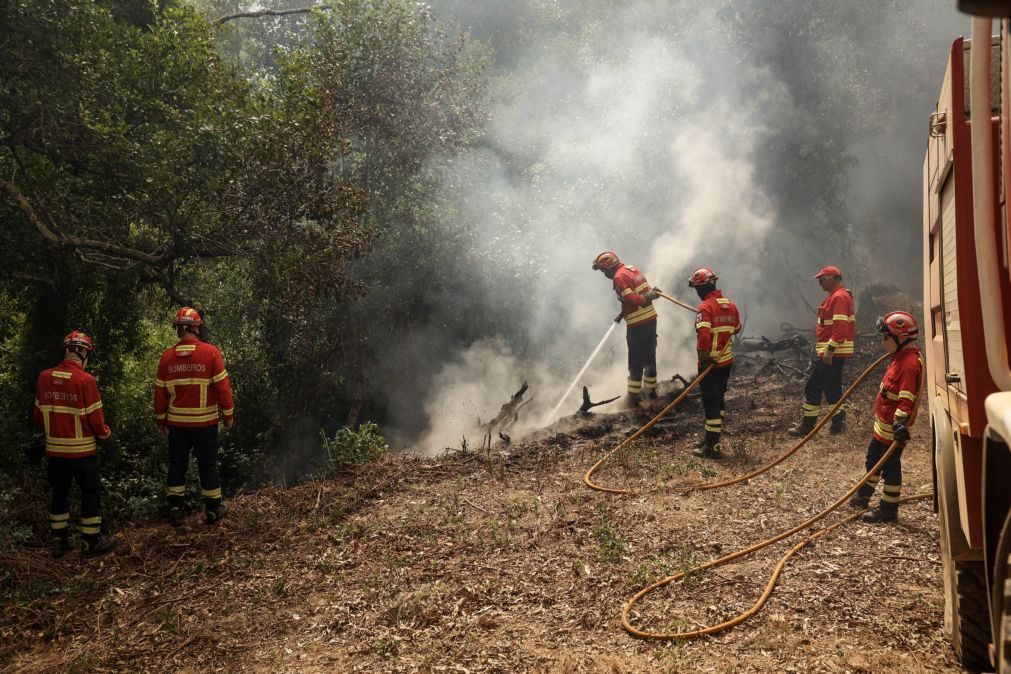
left=366, top=0, right=964, bottom=452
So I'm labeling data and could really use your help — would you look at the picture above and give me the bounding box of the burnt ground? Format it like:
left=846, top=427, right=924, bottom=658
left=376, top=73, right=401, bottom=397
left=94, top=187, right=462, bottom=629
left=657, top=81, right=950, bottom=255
left=1, top=357, right=964, bottom=673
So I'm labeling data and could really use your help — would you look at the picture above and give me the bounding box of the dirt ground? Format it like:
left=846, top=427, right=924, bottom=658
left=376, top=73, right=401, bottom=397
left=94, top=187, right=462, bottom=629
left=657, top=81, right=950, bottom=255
left=0, top=358, right=966, bottom=673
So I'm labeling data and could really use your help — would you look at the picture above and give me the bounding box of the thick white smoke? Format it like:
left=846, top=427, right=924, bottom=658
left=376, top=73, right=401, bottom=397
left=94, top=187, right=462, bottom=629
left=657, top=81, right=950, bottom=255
left=402, top=0, right=966, bottom=452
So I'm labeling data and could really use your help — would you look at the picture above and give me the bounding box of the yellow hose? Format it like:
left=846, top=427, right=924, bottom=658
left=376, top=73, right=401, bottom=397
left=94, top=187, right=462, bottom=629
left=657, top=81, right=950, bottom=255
left=621, top=385, right=924, bottom=640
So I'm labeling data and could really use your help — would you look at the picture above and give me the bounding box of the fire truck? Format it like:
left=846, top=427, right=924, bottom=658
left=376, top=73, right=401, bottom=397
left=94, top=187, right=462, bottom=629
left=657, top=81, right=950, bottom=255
left=924, top=2, right=1011, bottom=670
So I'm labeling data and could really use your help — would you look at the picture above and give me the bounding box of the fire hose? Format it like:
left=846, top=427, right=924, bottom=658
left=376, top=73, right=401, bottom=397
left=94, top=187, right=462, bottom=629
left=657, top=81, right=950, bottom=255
left=616, top=369, right=923, bottom=639
left=622, top=429, right=925, bottom=639
left=578, top=292, right=926, bottom=638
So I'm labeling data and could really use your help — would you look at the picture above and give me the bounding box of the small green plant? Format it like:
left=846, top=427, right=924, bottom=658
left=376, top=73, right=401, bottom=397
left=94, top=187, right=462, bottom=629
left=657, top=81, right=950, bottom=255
left=373, top=637, right=400, bottom=659
left=320, top=422, right=389, bottom=473
left=593, top=514, right=628, bottom=564
left=155, top=607, right=179, bottom=634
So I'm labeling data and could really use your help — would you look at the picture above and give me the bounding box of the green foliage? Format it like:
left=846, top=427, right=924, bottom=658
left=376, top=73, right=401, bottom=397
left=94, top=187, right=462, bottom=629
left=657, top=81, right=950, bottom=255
left=320, top=423, right=389, bottom=474
left=593, top=511, right=628, bottom=564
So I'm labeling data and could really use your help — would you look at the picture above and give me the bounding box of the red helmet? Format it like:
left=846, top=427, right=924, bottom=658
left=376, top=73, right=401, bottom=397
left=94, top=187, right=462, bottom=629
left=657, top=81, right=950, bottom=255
left=813, top=265, right=843, bottom=279
left=62, top=330, right=94, bottom=351
left=592, top=251, right=620, bottom=271
left=688, top=267, right=718, bottom=287
left=876, top=311, right=919, bottom=339
left=172, top=306, right=203, bottom=327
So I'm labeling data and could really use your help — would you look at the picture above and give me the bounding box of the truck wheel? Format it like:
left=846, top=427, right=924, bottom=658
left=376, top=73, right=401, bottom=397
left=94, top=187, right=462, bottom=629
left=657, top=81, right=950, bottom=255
left=948, top=558, right=991, bottom=671
left=1002, top=567, right=1011, bottom=673
left=939, top=478, right=990, bottom=669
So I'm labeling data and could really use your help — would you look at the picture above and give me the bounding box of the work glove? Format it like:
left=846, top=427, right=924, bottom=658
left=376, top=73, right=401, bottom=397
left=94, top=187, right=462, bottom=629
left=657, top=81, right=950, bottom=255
left=698, top=351, right=716, bottom=369
left=892, top=420, right=910, bottom=442
left=819, top=349, right=834, bottom=365
left=613, top=312, right=623, bottom=324
left=642, top=288, right=662, bottom=302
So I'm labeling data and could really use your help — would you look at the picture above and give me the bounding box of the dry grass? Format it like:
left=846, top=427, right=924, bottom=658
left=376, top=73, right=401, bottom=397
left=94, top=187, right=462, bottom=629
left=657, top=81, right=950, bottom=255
left=1, top=358, right=961, bottom=673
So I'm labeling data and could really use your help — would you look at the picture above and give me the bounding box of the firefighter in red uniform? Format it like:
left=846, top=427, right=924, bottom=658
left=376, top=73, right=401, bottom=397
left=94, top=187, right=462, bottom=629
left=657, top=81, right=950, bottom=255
left=593, top=252, right=661, bottom=405
left=688, top=268, right=742, bottom=459
left=155, top=307, right=235, bottom=526
left=849, top=311, right=922, bottom=523
left=787, top=265, right=856, bottom=437
left=33, top=331, right=119, bottom=558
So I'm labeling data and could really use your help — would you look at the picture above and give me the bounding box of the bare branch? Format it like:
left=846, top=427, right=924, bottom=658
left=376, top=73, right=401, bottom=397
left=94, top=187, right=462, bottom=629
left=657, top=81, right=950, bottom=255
left=1, top=177, right=170, bottom=266
left=213, top=5, right=331, bottom=25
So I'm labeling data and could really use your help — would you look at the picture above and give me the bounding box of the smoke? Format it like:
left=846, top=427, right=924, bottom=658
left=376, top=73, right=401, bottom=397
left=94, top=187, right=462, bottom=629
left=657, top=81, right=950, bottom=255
left=383, top=0, right=966, bottom=451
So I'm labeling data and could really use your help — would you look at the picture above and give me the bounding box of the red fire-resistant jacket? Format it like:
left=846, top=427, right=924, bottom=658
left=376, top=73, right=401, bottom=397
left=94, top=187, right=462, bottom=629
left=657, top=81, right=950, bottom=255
left=695, top=290, right=742, bottom=368
left=815, top=286, right=855, bottom=357
left=33, top=359, right=111, bottom=458
left=872, top=346, right=922, bottom=443
left=154, top=338, right=235, bottom=428
left=612, top=264, right=657, bottom=327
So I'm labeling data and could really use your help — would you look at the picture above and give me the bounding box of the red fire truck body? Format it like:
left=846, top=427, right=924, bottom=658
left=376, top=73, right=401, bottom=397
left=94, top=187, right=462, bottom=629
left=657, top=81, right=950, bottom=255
left=926, top=7, right=1011, bottom=670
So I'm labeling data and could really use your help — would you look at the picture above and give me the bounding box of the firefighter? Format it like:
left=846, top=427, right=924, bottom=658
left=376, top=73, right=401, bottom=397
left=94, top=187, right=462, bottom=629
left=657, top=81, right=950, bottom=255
left=688, top=268, right=742, bottom=459
left=787, top=265, right=856, bottom=437
left=849, top=311, right=922, bottom=523
left=155, top=307, right=235, bottom=527
left=33, top=331, right=119, bottom=558
left=593, top=252, right=661, bottom=405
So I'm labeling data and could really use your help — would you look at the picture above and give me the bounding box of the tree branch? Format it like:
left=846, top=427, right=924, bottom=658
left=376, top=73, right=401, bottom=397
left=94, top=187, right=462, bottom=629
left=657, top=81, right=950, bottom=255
left=1, top=177, right=170, bottom=266
left=213, top=6, right=331, bottom=25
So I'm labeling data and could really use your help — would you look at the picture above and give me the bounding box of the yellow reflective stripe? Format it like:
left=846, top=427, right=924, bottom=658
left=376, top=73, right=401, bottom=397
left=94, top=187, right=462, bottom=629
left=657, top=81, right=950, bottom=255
left=821, top=320, right=835, bottom=326
left=200, top=384, right=207, bottom=409
left=167, top=377, right=213, bottom=386
left=626, top=305, right=657, bottom=322
left=220, top=407, right=234, bottom=416
left=74, top=415, right=82, bottom=439
left=695, top=321, right=712, bottom=329
left=166, top=412, right=219, bottom=423
left=898, top=391, right=916, bottom=401
left=175, top=345, right=197, bottom=352
left=83, top=401, right=103, bottom=414
left=50, top=520, right=69, bottom=530
left=169, top=404, right=218, bottom=414
left=620, top=288, right=633, bottom=296
left=634, top=282, right=649, bottom=292
left=715, top=298, right=730, bottom=304
left=50, top=513, right=70, bottom=522
left=201, top=487, right=222, bottom=499
left=712, top=326, right=737, bottom=333
left=714, top=351, right=734, bottom=363
left=831, top=314, right=852, bottom=321
left=167, top=485, right=186, bottom=496
left=37, top=404, right=90, bottom=415
left=893, top=410, right=909, bottom=419
left=46, top=435, right=97, bottom=446
left=211, top=370, right=229, bottom=383
left=874, top=419, right=893, bottom=439
left=46, top=445, right=96, bottom=455
left=52, top=371, right=73, bottom=379
left=155, top=379, right=168, bottom=388
left=80, top=525, right=100, bottom=535
left=80, top=517, right=101, bottom=525
left=827, top=339, right=841, bottom=348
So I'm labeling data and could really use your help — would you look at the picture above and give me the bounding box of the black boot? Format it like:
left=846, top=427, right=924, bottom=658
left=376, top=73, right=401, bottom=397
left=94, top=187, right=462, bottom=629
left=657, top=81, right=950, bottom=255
left=205, top=501, right=229, bottom=525
left=50, top=530, right=72, bottom=559
left=861, top=502, right=898, bottom=523
left=829, top=412, right=846, bottom=435
left=81, top=534, right=119, bottom=559
left=848, top=494, right=870, bottom=510
left=168, top=494, right=186, bottom=528
left=787, top=416, right=817, bottom=438
left=693, top=439, right=723, bottom=460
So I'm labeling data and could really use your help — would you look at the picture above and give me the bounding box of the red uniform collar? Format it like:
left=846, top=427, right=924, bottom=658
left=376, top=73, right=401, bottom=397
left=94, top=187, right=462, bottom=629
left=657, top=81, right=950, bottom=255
left=58, top=359, right=84, bottom=371
left=703, top=289, right=724, bottom=301
left=892, top=345, right=921, bottom=361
